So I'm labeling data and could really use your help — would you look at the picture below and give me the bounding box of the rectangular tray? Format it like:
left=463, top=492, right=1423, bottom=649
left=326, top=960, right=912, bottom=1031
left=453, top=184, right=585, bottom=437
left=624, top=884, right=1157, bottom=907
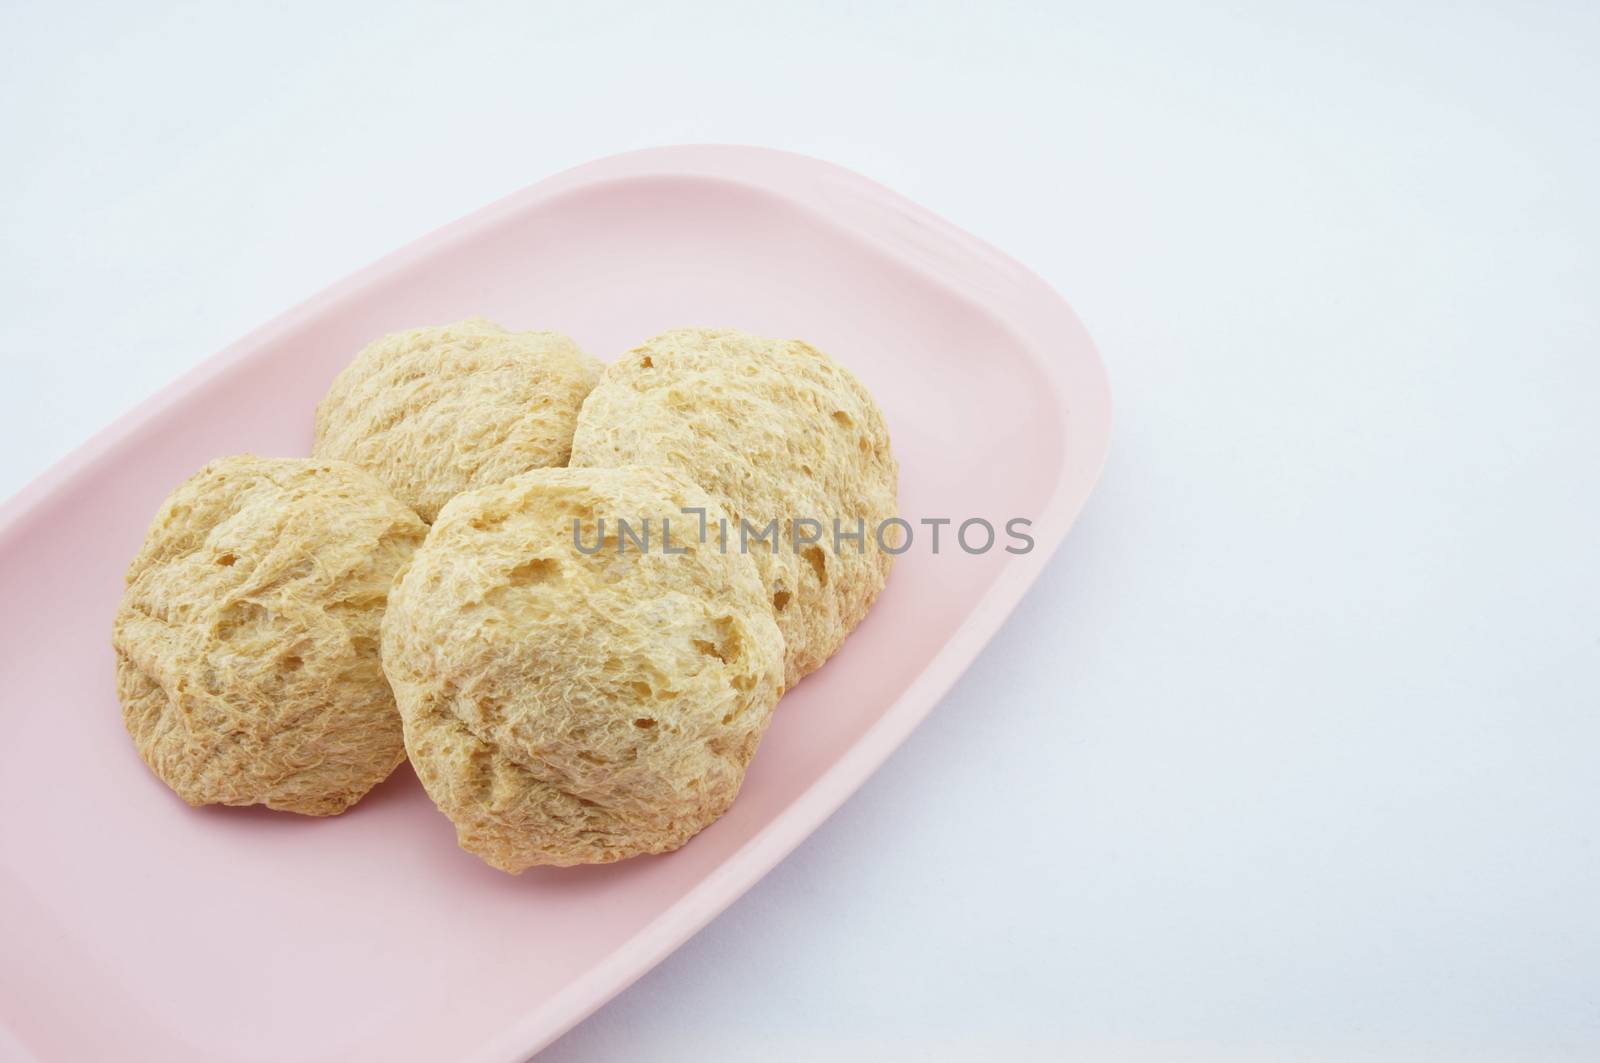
left=0, top=146, right=1110, bottom=1063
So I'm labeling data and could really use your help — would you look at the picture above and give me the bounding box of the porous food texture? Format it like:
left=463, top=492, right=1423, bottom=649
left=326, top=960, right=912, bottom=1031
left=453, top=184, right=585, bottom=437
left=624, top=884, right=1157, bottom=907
left=113, top=455, right=427, bottom=815
left=314, top=318, right=602, bottom=521
left=382, top=465, right=785, bottom=870
left=570, top=327, right=898, bottom=687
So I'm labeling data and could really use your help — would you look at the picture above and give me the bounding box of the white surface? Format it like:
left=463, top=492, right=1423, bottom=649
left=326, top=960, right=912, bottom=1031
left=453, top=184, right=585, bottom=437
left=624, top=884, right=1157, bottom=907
left=4, top=2, right=1598, bottom=1060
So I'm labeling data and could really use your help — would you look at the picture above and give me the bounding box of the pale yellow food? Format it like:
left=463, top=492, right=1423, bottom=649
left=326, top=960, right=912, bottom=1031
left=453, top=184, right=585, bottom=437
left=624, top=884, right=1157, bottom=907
left=570, top=327, right=898, bottom=688
left=113, top=455, right=426, bottom=815
left=382, top=465, right=784, bottom=871
left=313, top=319, right=602, bottom=522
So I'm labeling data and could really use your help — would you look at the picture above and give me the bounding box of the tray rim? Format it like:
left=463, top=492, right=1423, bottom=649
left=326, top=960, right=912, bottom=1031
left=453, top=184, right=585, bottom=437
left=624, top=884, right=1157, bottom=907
left=0, top=144, right=1112, bottom=1062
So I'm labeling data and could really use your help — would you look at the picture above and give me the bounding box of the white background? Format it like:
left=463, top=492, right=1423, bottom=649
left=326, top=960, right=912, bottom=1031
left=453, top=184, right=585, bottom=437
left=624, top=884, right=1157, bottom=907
left=4, top=2, right=1598, bottom=1060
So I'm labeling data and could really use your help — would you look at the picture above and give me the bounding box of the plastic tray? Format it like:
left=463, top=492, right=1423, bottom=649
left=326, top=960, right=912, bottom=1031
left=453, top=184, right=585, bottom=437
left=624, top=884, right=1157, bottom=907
left=0, top=146, right=1110, bottom=1062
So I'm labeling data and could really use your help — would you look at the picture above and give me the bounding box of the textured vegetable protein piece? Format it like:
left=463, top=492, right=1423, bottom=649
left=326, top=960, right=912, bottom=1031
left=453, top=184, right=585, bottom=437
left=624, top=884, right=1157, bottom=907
left=313, top=318, right=602, bottom=522
left=112, top=455, right=427, bottom=816
left=381, top=465, right=785, bottom=871
left=569, top=327, right=899, bottom=688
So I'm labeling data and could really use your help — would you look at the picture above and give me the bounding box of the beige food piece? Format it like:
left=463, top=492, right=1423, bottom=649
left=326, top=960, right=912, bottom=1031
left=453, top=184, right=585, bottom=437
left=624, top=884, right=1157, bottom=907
left=570, top=327, right=898, bottom=688
left=382, top=465, right=784, bottom=871
left=113, top=455, right=426, bottom=816
left=313, top=319, right=602, bottom=522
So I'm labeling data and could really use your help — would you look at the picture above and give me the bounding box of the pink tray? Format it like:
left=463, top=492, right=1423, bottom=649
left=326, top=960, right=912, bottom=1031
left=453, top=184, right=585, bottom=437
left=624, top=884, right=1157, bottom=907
left=0, top=146, right=1110, bottom=1062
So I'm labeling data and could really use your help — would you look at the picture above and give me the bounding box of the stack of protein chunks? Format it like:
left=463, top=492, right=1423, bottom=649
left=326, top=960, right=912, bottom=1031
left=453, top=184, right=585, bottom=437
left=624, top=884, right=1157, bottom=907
left=111, top=321, right=898, bottom=871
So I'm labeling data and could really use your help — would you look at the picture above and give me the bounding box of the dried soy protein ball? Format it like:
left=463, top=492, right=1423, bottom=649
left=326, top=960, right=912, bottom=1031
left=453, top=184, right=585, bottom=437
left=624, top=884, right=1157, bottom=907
left=112, top=455, right=427, bottom=815
left=569, top=327, right=899, bottom=688
left=313, top=318, right=602, bottom=522
left=381, top=465, right=784, bottom=871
